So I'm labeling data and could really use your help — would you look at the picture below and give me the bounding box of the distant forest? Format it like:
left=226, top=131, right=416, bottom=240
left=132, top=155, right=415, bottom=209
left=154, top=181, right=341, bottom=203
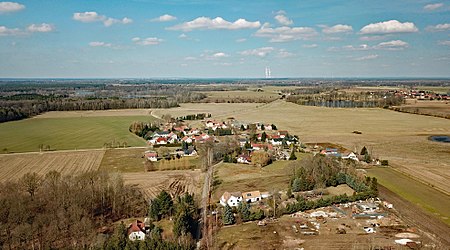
left=1, top=78, right=447, bottom=122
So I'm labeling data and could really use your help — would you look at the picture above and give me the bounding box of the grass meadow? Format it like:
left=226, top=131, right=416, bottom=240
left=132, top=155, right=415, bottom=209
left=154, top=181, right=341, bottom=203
left=0, top=115, right=152, bottom=153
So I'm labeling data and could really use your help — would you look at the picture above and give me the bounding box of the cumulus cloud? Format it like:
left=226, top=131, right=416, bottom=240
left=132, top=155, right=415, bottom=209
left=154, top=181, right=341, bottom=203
left=89, top=41, right=112, bottom=47
left=274, top=14, right=293, bottom=26
left=168, top=16, right=261, bottom=32
left=374, top=40, right=409, bottom=50
left=426, top=23, right=450, bottom=32
left=321, top=24, right=353, bottom=34
left=424, top=3, right=444, bottom=11
left=239, top=47, right=274, bottom=57
left=0, top=25, right=21, bottom=36
left=73, top=12, right=133, bottom=27
left=354, top=54, right=379, bottom=61
left=151, top=14, right=177, bottom=22
left=27, top=23, right=54, bottom=33
left=254, top=23, right=318, bottom=42
left=132, top=37, right=163, bottom=45
left=360, top=20, right=418, bottom=34
left=0, top=1, right=25, bottom=13
left=438, top=40, right=450, bottom=46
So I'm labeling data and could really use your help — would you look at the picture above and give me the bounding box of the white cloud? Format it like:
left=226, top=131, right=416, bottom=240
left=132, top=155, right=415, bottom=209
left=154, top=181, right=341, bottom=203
left=303, top=44, right=318, bottom=48
left=151, top=14, right=177, bottom=22
left=27, top=23, right=54, bottom=33
left=168, top=16, right=261, bottom=32
left=73, top=12, right=133, bottom=27
left=0, top=2, right=25, bottom=13
left=354, top=54, right=379, bottom=61
left=184, top=56, right=197, bottom=61
left=132, top=37, right=163, bottom=45
left=89, top=41, right=112, bottom=47
left=236, top=38, right=247, bottom=43
left=212, top=52, right=229, bottom=58
left=254, top=23, right=318, bottom=42
left=426, top=23, right=450, bottom=32
left=276, top=49, right=295, bottom=58
left=424, top=3, right=444, bottom=11
left=359, top=35, right=388, bottom=41
left=360, top=20, right=418, bottom=34
left=438, top=40, right=450, bottom=46
left=330, top=40, right=408, bottom=51
left=321, top=24, right=353, bottom=34
left=274, top=14, right=293, bottom=26
left=178, top=33, right=188, bottom=39
left=240, top=47, right=274, bottom=57
left=0, top=25, right=21, bottom=36
left=374, top=40, right=409, bottom=50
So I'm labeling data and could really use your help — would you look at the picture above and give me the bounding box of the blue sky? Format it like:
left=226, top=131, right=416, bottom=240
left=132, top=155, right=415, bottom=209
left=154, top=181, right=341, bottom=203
left=0, top=0, right=449, bottom=78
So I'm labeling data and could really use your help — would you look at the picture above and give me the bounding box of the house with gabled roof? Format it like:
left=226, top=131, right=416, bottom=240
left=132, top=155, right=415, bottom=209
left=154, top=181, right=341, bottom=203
left=242, top=191, right=262, bottom=203
left=220, top=191, right=243, bottom=207
left=128, top=220, right=146, bottom=241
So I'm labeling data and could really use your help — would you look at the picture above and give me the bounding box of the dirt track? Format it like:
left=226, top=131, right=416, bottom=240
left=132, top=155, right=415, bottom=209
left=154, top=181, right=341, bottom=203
left=378, top=185, right=450, bottom=248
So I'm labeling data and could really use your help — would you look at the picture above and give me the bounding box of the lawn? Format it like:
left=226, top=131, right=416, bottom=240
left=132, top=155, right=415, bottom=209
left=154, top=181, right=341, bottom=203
left=212, top=154, right=309, bottom=201
left=367, top=166, right=450, bottom=226
left=0, top=115, right=152, bottom=153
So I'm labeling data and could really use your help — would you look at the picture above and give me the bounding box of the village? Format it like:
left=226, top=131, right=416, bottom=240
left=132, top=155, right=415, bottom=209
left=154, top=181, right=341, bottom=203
left=126, top=113, right=430, bottom=249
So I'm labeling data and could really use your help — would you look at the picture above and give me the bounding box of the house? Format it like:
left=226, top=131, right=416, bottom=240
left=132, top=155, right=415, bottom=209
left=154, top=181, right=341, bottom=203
left=181, top=136, right=193, bottom=144
left=251, top=143, right=273, bottom=151
left=145, top=151, right=158, bottom=162
left=184, top=148, right=197, bottom=156
left=261, top=192, right=270, bottom=199
left=128, top=220, right=146, bottom=241
left=220, top=191, right=243, bottom=207
left=342, top=152, right=359, bottom=161
left=155, top=137, right=168, bottom=145
left=357, top=202, right=379, bottom=213
left=320, top=148, right=341, bottom=157
left=278, top=131, right=289, bottom=138
left=237, top=154, right=251, bottom=164
left=242, top=191, right=262, bottom=203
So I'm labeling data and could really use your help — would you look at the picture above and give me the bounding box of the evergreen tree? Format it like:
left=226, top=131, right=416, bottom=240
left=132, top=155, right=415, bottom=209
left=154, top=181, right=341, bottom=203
left=222, top=204, right=235, bottom=225
left=260, top=124, right=265, bottom=130
left=292, top=178, right=301, bottom=192
left=360, top=146, right=367, bottom=156
left=261, top=132, right=267, bottom=142
left=173, top=209, right=191, bottom=237
left=237, top=202, right=251, bottom=222
left=271, top=124, right=277, bottom=130
left=157, top=190, right=173, bottom=217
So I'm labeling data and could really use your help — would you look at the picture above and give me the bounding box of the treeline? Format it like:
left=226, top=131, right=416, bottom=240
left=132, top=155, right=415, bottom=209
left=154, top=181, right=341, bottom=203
left=0, top=171, right=147, bottom=249
left=286, top=91, right=404, bottom=108
left=129, top=121, right=160, bottom=139
left=176, top=113, right=211, bottom=121
left=0, top=98, right=180, bottom=123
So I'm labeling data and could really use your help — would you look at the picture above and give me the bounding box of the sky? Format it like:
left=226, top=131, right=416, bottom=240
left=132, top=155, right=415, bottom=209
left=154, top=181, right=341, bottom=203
left=0, top=0, right=449, bottom=78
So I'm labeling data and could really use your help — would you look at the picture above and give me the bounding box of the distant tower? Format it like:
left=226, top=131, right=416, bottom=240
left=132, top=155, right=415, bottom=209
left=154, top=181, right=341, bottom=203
left=265, top=66, right=271, bottom=78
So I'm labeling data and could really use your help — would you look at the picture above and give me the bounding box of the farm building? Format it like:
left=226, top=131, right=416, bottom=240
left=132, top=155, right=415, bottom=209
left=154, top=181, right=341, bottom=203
left=128, top=220, right=146, bottom=241
left=242, top=191, right=262, bottom=203
left=220, top=191, right=243, bottom=207
left=357, top=202, right=379, bottom=213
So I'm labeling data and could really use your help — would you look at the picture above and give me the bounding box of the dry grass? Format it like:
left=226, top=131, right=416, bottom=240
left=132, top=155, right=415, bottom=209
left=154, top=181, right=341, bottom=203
left=36, top=109, right=154, bottom=118
left=325, top=184, right=354, bottom=196
left=122, top=170, right=204, bottom=200
left=201, top=90, right=280, bottom=103
left=100, top=148, right=149, bottom=173
left=0, top=150, right=104, bottom=181
left=393, top=100, right=450, bottom=118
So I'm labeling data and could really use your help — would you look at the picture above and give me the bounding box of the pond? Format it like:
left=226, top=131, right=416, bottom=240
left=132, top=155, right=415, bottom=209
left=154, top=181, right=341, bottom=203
left=429, top=135, right=450, bottom=143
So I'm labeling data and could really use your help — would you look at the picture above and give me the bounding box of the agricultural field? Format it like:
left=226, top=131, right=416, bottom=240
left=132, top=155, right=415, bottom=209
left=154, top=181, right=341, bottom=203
left=392, top=100, right=450, bottom=119
left=367, top=167, right=450, bottom=226
left=0, top=150, right=104, bottom=181
left=122, top=170, right=204, bottom=200
left=100, top=148, right=149, bottom=173
left=201, top=90, right=280, bottom=103
left=0, top=113, right=152, bottom=153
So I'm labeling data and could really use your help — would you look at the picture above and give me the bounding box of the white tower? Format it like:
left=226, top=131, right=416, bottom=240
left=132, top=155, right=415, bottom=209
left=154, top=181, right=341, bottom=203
left=265, top=66, right=271, bottom=78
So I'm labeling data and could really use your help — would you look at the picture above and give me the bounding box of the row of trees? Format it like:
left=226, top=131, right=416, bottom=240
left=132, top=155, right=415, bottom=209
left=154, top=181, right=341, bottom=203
left=176, top=113, right=211, bottom=121
left=0, top=171, right=147, bottom=249
left=222, top=203, right=265, bottom=225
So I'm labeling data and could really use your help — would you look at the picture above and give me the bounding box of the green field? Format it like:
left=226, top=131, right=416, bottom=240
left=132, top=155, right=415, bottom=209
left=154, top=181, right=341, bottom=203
left=0, top=115, right=151, bottom=153
left=367, top=167, right=450, bottom=226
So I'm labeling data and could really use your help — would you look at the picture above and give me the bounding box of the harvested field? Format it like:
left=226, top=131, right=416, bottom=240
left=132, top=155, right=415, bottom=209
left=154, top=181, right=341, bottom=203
left=35, top=109, right=154, bottom=118
left=392, top=100, right=450, bottom=119
left=0, top=115, right=151, bottom=153
left=200, top=90, right=280, bottom=103
left=122, top=170, right=204, bottom=200
left=0, top=150, right=104, bottom=181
